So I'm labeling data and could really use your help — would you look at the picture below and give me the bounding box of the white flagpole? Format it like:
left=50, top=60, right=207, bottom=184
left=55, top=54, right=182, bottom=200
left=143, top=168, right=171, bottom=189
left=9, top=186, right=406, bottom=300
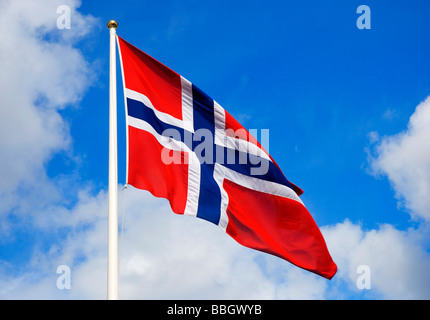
left=107, top=19, right=119, bottom=300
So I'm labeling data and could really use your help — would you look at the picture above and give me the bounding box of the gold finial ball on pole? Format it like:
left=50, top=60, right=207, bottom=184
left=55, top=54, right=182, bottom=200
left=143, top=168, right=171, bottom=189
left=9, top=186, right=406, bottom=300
left=107, top=20, right=118, bottom=29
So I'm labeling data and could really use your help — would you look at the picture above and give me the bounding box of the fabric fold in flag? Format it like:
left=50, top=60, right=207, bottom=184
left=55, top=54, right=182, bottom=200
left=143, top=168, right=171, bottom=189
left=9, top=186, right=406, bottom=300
left=117, top=36, right=337, bottom=279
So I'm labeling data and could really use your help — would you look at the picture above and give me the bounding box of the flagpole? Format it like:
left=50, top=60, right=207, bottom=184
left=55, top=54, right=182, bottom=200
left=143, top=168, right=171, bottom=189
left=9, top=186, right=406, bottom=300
left=107, top=19, right=119, bottom=300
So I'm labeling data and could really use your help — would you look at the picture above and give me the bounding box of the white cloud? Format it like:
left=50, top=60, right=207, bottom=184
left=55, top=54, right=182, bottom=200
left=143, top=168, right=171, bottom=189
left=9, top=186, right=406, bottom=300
left=0, top=0, right=97, bottom=200
left=368, top=96, right=430, bottom=221
left=359, top=95, right=430, bottom=298
left=323, top=220, right=430, bottom=299
left=0, top=0, right=102, bottom=298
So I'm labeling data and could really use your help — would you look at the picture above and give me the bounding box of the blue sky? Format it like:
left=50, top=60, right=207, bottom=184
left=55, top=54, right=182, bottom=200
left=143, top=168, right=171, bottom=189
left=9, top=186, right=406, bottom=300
left=1, top=0, right=430, bottom=299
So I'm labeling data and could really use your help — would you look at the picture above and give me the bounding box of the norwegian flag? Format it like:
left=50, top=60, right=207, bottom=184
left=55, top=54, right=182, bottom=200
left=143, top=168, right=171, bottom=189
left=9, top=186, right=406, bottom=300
left=117, top=36, right=337, bottom=279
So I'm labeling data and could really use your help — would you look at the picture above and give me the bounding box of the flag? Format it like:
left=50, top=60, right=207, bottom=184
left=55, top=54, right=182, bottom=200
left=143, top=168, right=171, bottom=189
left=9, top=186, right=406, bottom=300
left=117, top=36, right=337, bottom=279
